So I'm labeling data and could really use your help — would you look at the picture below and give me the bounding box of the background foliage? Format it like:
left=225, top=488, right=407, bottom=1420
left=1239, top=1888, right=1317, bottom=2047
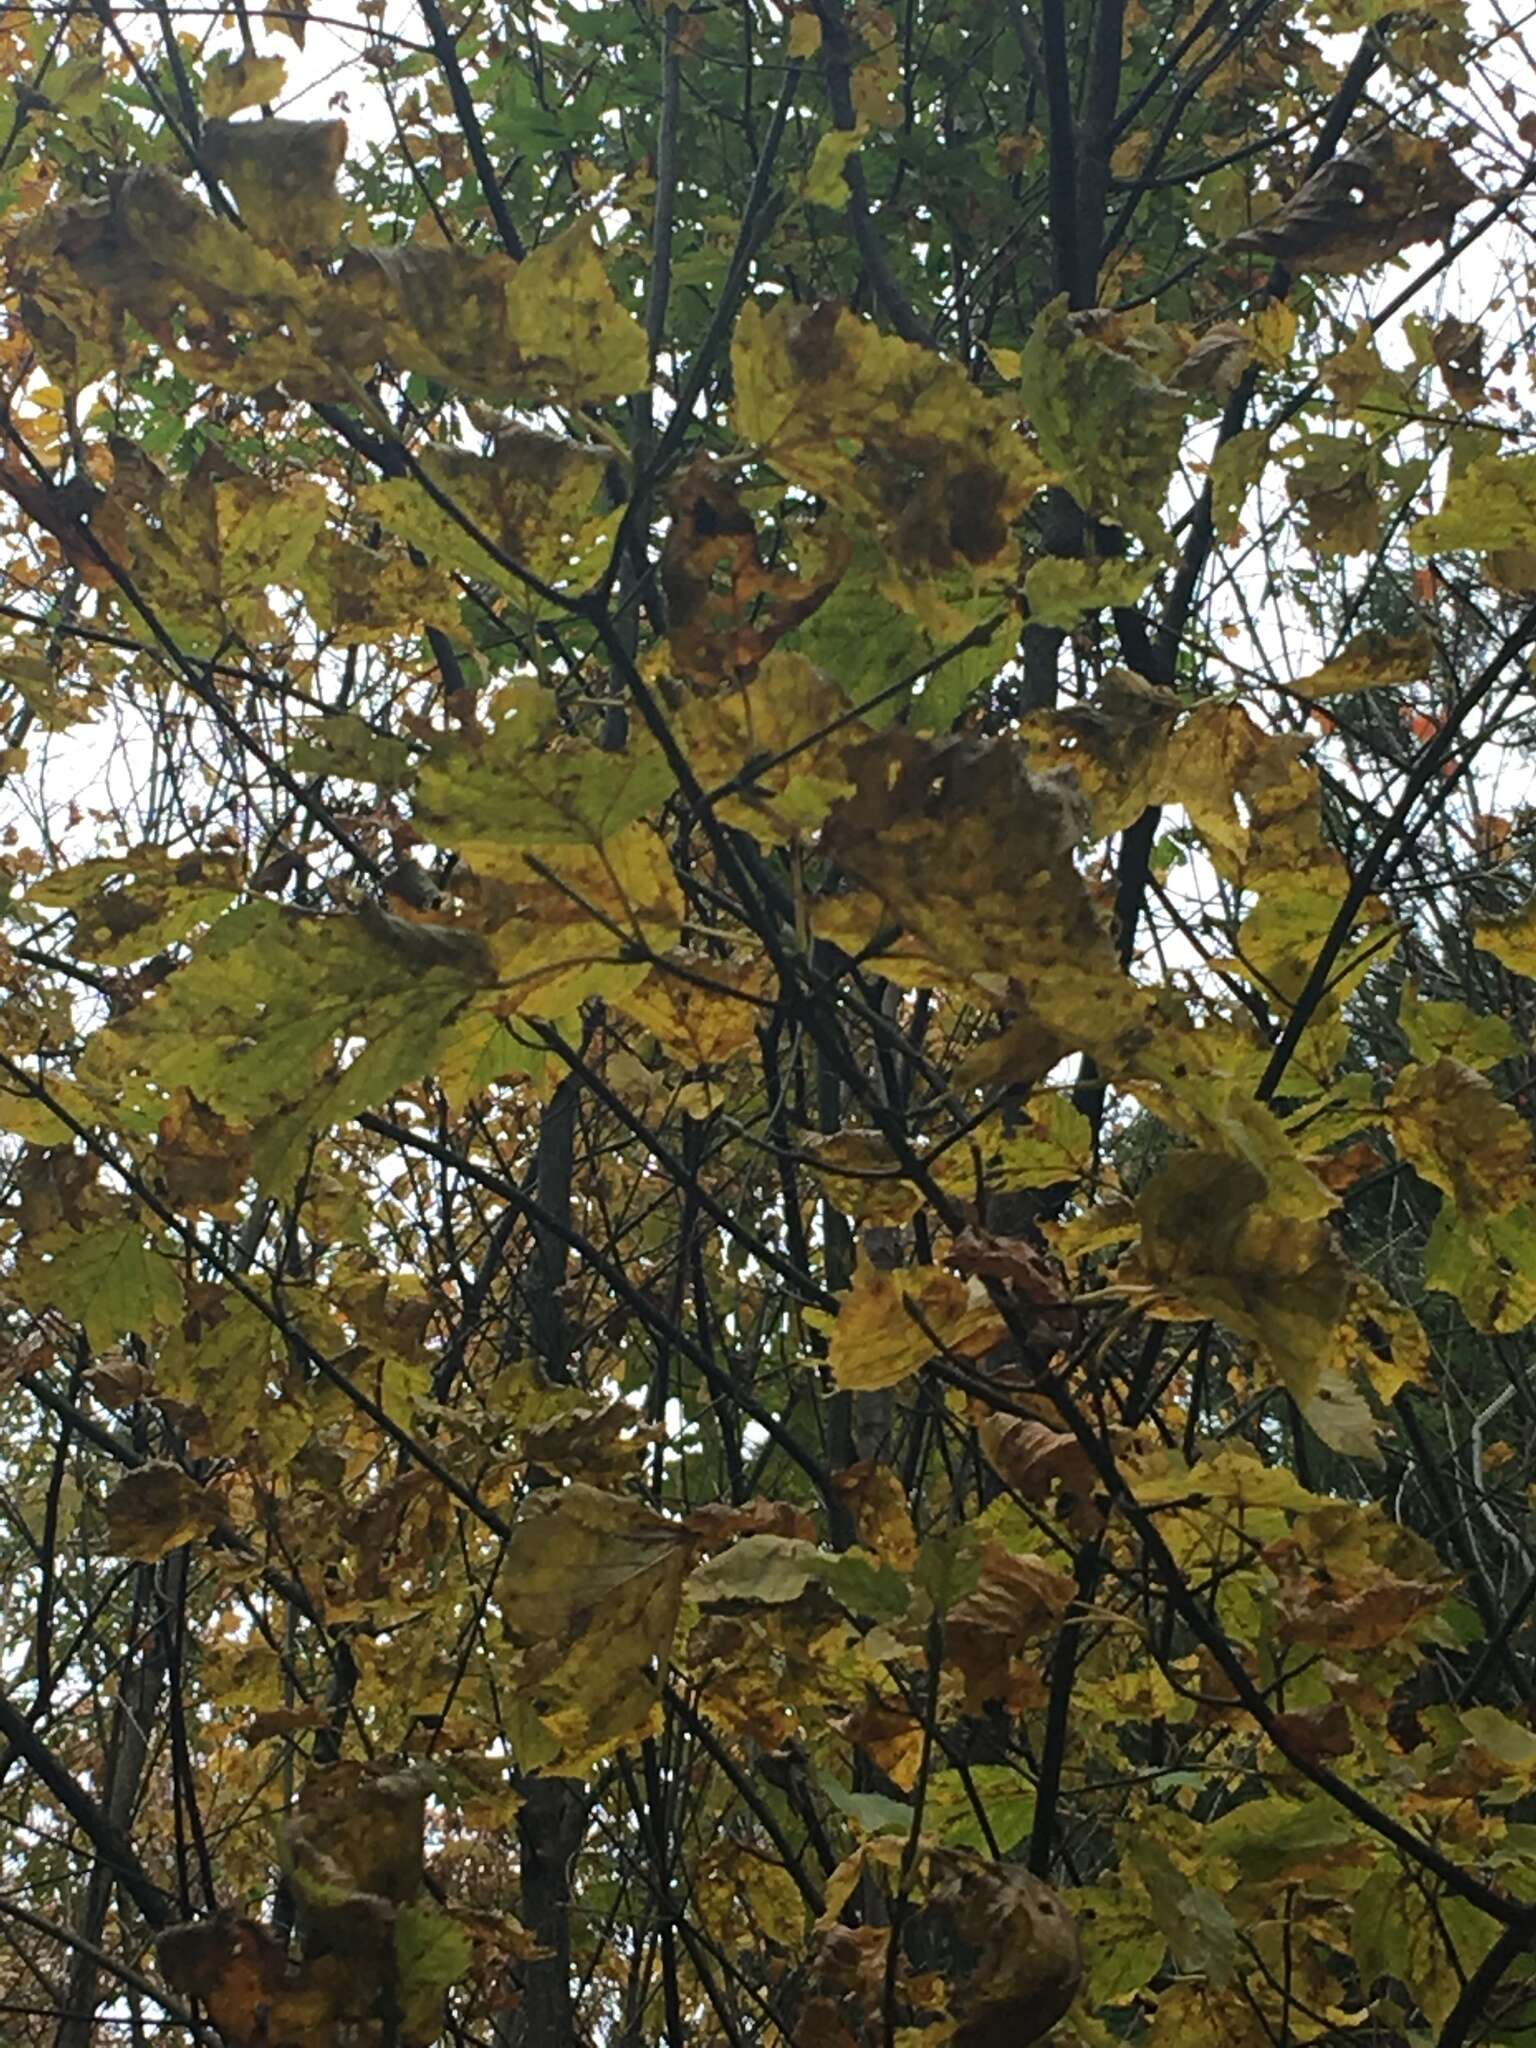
left=1, top=0, right=1536, bottom=2043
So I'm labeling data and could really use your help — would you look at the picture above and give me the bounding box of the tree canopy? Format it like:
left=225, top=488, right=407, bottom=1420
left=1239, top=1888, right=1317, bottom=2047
left=2, top=0, right=1536, bottom=2043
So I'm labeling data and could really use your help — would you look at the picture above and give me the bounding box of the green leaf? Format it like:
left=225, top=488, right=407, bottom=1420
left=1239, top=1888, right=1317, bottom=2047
left=813, top=1768, right=911, bottom=1835
left=915, top=1523, right=984, bottom=1612
left=394, top=1904, right=473, bottom=2046
left=1203, top=1795, right=1362, bottom=1884
left=1019, top=296, right=1187, bottom=543
left=1024, top=553, right=1155, bottom=629
left=16, top=1218, right=183, bottom=1350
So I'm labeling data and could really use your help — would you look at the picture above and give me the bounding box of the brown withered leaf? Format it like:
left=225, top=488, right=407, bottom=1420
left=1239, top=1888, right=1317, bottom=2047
left=285, top=1762, right=427, bottom=1906
left=1271, top=1700, right=1354, bottom=1768
left=158, top=1915, right=356, bottom=2047
left=103, top=1461, right=222, bottom=1561
left=1230, top=131, right=1475, bottom=275
left=520, top=1399, right=658, bottom=1484
left=831, top=1461, right=918, bottom=1569
left=978, top=1414, right=1099, bottom=1506
left=684, top=1498, right=818, bottom=1554
left=1315, top=1139, right=1389, bottom=1193
left=947, top=1544, right=1076, bottom=1710
left=156, top=1091, right=253, bottom=1219
left=1430, top=314, right=1484, bottom=408
left=946, top=1227, right=1070, bottom=1306
left=86, top=1351, right=152, bottom=1409
left=918, top=1851, right=1083, bottom=2048
left=835, top=1697, right=924, bottom=1788
left=662, top=461, right=845, bottom=686
left=1273, top=1572, right=1446, bottom=1652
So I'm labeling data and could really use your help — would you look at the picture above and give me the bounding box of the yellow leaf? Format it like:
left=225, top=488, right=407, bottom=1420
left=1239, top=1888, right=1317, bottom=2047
left=300, top=531, right=459, bottom=644
left=1020, top=667, right=1180, bottom=836
left=1023, top=553, right=1155, bottom=629
left=497, top=1484, right=691, bottom=1769
left=1123, top=1151, right=1352, bottom=1400
left=733, top=299, right=1045, bottom=589
left=1388, top=1056, right=1536, bottom=1218
left=1150, top=1981, right=1276, bottom=2047
left=617, top=950, right=770, bottom=1067
left=804, top=1128, right=924, bottom=1229
left=1425, top=1200, right=1536, bottom=1333
left=1335, top=1272, right=1430, bottom=1403
left=1246, top=298, right=1298, bottom=368
left=358, top=431, right=609, bottom=590
left=804, top=127, right=862, bottom=207
left=474, top=823, right=684, bottom=1017
left=1472, top=895, right=1536, bottom=975
left=335, top=223, right=649, bottom=404
left=14, top=1217, right=184, bottom=1351
left=1291, top=628, right=1435, bottom=698
left=413, top=681, right=672, bottom=851
left=203, top=51, right=287, bottom=119
left=203, top=116, right=347, bottom=251
left=806, top=1252, right=1004, bottom=1391
left=1399, top=980, right=1519, bottom=1070
left=1413, top=450, right=1536, bottom=555
left=823, top=727, right=1151, bottom=1065
left=677, top=650, right=862, bottom=841
left=787, top=9, right=823, bottom=56
left=832, top=1460, right=918, bottom=1569
left=26, top=845, right=241, bottom=967
left=932, top=1096, right=1094, bottom=1201
left=1020, top=295, right=1188, bottom=543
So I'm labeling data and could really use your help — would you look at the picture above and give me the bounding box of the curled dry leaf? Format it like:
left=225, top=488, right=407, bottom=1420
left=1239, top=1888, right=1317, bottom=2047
left=923, top=1852, right=1083, bottom=2048
left=947, top=1544, right=1077, bottom=1710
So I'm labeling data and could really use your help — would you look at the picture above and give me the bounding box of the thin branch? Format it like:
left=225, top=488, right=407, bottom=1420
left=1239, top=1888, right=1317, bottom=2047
left=417, top=0, right=526, bottom=258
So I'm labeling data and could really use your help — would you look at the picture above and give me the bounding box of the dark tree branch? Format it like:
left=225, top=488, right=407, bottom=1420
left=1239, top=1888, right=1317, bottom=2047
left=417, top=0, right=527, bottom=258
